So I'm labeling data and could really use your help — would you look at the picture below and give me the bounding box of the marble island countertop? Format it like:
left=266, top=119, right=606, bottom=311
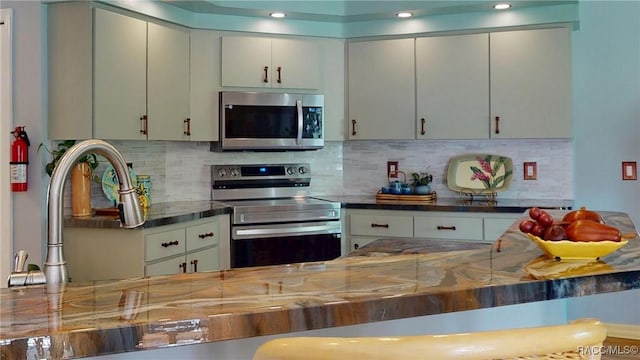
left=2, top=211, right=639, bottom=359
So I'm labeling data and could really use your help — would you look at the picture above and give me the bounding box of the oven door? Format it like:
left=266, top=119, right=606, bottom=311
left=231, top=221, right=341, bottom=268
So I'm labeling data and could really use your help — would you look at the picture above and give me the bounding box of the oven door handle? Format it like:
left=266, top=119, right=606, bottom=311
left=296, top=99, right=303, bottom=146
left=233, top=222, right=340, bottom=240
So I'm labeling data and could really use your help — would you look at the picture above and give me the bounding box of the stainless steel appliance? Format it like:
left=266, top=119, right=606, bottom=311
left=211, top=163, right=341, bottom=268
left=213, top=91, right=324, bottom=151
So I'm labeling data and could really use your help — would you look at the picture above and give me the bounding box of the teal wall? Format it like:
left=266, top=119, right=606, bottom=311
left=572, top=0, right=640, bottom=226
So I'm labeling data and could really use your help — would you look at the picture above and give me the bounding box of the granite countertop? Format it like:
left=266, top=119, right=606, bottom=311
left=2, top=211, right=638, bottom=359
left=320, top=195, right=574, bottom=213
left=65, top=197, right=573, bottom=229
left=64, top=201, right=231, bottom=229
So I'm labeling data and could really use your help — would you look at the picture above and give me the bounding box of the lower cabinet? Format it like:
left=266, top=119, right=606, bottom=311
left=345, top=209, right=521, bottom=252
left=64, top=215, right=230, bottom=282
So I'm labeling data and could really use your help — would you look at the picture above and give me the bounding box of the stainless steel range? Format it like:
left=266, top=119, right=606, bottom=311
left=211, top=163, right=341, bottom=268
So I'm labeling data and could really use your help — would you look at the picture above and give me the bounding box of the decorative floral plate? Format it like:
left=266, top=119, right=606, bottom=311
left=446, top=154, right=513, bottom=195
left=526, top=233, right=628, bottom=260
left=101, top=165, right=137, bottom=205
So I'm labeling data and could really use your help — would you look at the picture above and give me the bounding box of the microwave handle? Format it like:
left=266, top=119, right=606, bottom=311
left=296, top=100, right=303, bottom=145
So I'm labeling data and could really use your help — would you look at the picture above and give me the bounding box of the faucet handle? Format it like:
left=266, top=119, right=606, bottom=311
left=13, top=250, right=28, bottom=272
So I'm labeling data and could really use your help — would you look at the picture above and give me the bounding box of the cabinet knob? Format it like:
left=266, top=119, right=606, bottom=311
left=351, top=119, right=357, bottom=136
left=161, top=240, right=179, bottom=247
left=371, top=223, right=389, bottom=228
left=276, top=66, right=282, bottom=84
left=495, top=116, right=500, bottom=134
left=190, top=259, right=199, bottom=272
left=263, top=66, right=269, bottom=83
left=354, top=243, right=360, bottom=250
left=421, top=118, right=426, bottom=136
left=198, top=232, right=214, bottom=239
left=179, top=262, right=187, bottom=273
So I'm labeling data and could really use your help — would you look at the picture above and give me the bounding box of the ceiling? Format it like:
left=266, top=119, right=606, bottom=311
left=160, top=0, right=577, bottom=23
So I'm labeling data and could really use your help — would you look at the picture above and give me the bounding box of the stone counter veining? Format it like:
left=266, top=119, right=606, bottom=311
left=2, top=211, right=638, bottom=359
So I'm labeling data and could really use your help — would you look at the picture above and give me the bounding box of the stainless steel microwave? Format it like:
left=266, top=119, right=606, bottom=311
left=213, top=91, right=324, bottom=151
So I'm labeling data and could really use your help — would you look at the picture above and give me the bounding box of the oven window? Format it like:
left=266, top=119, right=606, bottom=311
left=232, top=234, right=341, bottom=268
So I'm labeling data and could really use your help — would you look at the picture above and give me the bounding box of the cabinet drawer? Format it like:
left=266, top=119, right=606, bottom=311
left=145, top=229, right=185, bottom=261
left=350, top=214, right=413, bottom=237
left=414, top=216, right=483, bottom=241
left=484, top=217, right=520, bottom=241
left=186, top=221, right=219, bottom=252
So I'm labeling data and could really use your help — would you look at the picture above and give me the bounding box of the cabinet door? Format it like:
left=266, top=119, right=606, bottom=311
left=189, top=29, right=219, bottom=141
left=349, top=236, right=380, bottom=252
left=349, top=212, right=414, bottom=238
left=484, top=215, right=521, bottom=241
left=145, top=228, right=185, bottom=262
left=147, top=22, right=191, bottom=140
left=146, top=255, right=186, bottom=277
left=348, top=39, right=415, bottom=139
left=272, top=38, right=320, bottom=89
left=416, top=34, right=489, bottom=139
left=187, top=246, right=220, bottom=273
left=93, top=8, right=147, bottom=140
left=490, top=27, right=572, bottom=138
left=185, top=219, right=219, bottom=252
left=221, top=36, right=272, bottom=88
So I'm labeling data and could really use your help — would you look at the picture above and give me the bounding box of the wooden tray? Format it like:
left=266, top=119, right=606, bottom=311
left=376, top=191, right=437, bottom=203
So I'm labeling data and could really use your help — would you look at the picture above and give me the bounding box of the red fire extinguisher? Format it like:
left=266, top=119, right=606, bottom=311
left=10, top=126, right=30, bottom=192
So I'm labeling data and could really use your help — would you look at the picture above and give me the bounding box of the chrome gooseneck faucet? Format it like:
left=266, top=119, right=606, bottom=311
left=8, top=140, right=145, bottom=291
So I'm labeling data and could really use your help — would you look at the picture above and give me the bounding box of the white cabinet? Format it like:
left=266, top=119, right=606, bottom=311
left=345, top=209, right=521, bottom=252
left=48, top=3, right=191, bottom=141
left=347, top=38, right=415, bottom=140
left=347, top=28, right=571, bottom=140
left=189, top=29, right=220, bottom=141
left=64, top=215, right=230, bottom=282
left=415, top=34, right=489, bottom=139
left=490, top=27, right=572, bottom=138
left=221, top=36, right=320, bottom=89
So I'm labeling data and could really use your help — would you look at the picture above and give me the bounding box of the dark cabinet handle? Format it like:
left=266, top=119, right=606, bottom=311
left=421, top=118, right=426, bottom=135
left=263, top=66, right=269, bottom=83
left=437, top=226, right=456, bottom=231
left=351, top=119, right=357, bottom=136
left=139, top=114, right=148, bottom=135
left=371, top=223, right=389, bottom=228
left=184, top=118, right=191, bottom=136
left=190, top=259, right=199, bottom=272
left=198, top=232, right=214, bottom=239
left=179, top=262, right=187, bottom=273
left=354, top=243, right=360, bottom=250
left=161, top=240, right=179, bottom=248
left=495, top=116, right=500, bottom=134
left=276, top=66, right=282, bottom=84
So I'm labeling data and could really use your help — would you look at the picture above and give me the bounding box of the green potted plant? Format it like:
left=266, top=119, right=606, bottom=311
left=39, top=140, right=100, bottom=217
left=411, top=167, right=433, bottom=195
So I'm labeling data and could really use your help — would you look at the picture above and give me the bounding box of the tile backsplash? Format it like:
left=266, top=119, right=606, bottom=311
left=81, top=138, right=572, bottom=212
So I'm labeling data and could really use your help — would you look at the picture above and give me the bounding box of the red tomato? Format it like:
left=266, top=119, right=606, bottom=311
left=519, top=220, right=535, bottom=234
left=529, top=207, right=542, bottom=220
left=537, top=212, right=554, bottom=228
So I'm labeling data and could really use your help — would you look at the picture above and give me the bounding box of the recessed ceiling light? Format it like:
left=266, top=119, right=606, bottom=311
left=270, top=12, right=285, bottom=18
left=493, top=3, right=512, bottom=10
left=396, top=12, right=413, bottom=18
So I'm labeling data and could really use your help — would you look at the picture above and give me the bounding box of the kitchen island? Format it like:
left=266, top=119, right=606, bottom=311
left=2, top=211, right=638, bottom=359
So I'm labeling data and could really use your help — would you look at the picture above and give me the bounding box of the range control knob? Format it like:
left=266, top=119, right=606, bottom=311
left=217, top=168, right=227, bottom=177
left=286, top=167, right=295, bottom=175
left=298, top=166, right=308, bottom=175
left=230, top=168, right=239, bottom=177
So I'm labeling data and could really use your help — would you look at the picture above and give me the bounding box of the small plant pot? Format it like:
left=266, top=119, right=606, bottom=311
left=413, top=185, right=431, bottom=195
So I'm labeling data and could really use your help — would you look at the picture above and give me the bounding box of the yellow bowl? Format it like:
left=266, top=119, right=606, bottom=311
left=526, top=233, right=628, bottom=260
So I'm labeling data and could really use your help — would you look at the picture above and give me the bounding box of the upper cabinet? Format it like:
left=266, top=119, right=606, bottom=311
left=48, top=3, right=196, bottom=141
left=221, top=36, right=321, bottom=89
left=415, top=33, right=489, bottom=139
left=490, top=27, right=572, bottom=139
left=347, top=27, right=572, bottom=140
left=348, top=38, right=415, bottom=140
